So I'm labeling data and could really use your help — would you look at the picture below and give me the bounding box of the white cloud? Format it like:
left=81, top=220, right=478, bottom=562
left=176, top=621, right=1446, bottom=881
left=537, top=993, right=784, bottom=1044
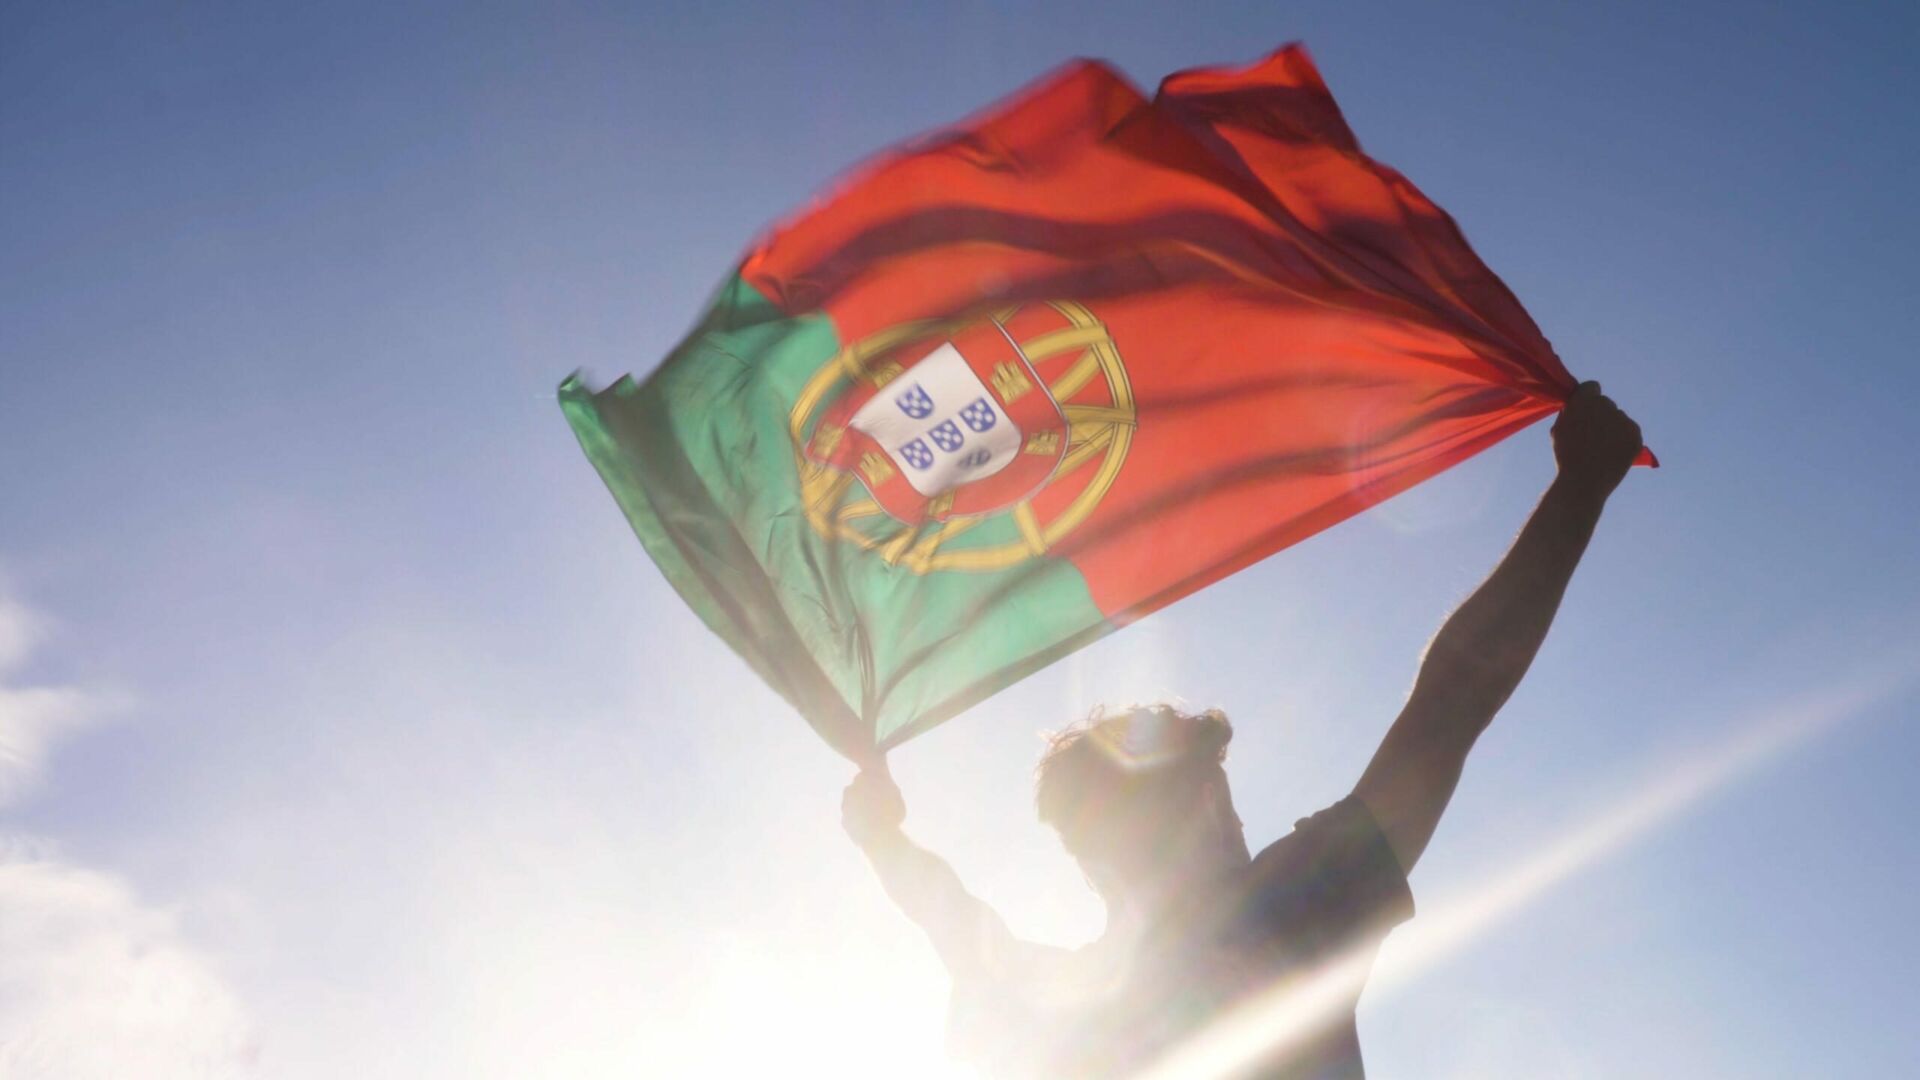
left=0, top=856, right=257, bottom=1079
left=0, top=594, right=39, bottom=671
left=0, top=585, right=256, bottom=1077
left=0, top=683, right=102, bottom=808
left=0, top=592, right=109, bottom=808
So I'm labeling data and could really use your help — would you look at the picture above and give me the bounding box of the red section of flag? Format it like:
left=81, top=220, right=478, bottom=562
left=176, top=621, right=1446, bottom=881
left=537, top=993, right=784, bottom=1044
left=746, top=45, right=1651, bottom=621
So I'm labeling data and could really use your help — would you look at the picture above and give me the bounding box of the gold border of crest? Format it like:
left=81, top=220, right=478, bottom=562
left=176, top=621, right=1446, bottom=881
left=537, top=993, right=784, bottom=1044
left=788, top=301, right=1135, bottom=573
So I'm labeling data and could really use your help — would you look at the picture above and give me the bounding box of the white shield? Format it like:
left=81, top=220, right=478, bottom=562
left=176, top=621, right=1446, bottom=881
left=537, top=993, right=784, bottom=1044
left=849, top=342, right=1024, bottom=497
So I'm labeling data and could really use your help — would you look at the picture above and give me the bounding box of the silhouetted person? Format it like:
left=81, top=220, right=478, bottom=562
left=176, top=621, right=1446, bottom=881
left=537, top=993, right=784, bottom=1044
left=842, top=383, right=1644, bottom=1078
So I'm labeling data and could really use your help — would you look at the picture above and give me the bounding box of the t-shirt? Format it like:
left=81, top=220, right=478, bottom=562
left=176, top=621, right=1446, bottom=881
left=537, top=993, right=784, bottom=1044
left=948, top=796, right=1414, bottom=1079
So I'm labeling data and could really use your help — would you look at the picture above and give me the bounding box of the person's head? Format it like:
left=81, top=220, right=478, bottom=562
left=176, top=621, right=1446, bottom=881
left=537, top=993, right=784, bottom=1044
left=1034, top=704, right=1250, bottom=902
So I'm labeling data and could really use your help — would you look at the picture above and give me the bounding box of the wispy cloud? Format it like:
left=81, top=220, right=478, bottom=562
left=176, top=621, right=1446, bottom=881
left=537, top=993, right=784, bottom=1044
left=0, top=593, right=110, bottom=808
left=0, top=584, right=257, bottom=1078
left=0, top=682, right=102, bottom=809
left=0, top=595, right=39, bottom=671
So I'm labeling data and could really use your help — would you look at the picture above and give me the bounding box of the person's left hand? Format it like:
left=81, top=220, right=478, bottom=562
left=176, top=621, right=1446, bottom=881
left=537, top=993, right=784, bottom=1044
left=842, top=765, right=906, bottom=849
left=1552, top=381, right=1643, bottom=500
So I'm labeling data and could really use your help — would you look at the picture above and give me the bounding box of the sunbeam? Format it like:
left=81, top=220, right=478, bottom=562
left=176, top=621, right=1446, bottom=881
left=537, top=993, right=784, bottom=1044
left=1137, top=667, right=1909, bottom=1080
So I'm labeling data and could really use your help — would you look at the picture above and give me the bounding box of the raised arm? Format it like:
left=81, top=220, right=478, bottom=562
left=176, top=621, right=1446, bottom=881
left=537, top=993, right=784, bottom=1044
left=842, top=766, right=1019, bottom=979
left=1355, top=382, right=1643, bottom=873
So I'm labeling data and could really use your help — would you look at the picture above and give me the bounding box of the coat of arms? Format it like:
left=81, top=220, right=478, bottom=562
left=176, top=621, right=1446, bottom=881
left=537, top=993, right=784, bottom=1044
left=790, top=301, right=1135, bottom=573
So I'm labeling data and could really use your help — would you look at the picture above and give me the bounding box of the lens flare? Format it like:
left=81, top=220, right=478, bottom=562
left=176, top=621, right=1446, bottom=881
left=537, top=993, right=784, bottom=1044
left=1137, top=669, right=1907, bottom=1080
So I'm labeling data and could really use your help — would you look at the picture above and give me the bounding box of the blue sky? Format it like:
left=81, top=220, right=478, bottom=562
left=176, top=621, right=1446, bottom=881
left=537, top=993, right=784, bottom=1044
left=2, top=1, right=1916, bottom=1076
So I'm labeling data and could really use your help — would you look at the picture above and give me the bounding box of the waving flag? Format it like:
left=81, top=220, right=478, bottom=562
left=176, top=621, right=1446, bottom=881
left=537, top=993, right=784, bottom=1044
left=561, top=44, right=1649, bottom=761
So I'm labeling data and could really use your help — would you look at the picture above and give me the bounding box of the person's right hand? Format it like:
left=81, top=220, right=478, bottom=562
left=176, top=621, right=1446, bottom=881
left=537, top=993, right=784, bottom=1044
left=842, top=766, right=906, bottom=849
left=1552, top=381, right=1643, bottom=500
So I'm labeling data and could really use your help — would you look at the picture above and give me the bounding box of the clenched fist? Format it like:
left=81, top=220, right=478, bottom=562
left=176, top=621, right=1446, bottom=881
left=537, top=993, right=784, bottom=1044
left=1552, top=381, right=1643, bottom=499
left=842, top=766, right=907, bottom=850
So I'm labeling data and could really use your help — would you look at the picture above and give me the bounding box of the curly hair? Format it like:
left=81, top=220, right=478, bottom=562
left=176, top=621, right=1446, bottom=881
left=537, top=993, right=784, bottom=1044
left=1034, top=703, right=1234, bottom=863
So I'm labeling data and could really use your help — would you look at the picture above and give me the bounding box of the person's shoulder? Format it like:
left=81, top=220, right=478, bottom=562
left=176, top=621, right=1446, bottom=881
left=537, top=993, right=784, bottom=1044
left=1251, top=794, right=1383, bottom=871
left=1238, top=794, right=1413, bottom=942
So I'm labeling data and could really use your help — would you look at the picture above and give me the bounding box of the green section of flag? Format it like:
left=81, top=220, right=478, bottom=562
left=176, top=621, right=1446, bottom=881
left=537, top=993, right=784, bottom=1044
left=561, top=275, right=1109, bottom=756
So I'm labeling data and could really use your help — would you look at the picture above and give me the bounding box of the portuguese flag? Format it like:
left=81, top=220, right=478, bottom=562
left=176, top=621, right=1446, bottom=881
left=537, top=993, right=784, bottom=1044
left=561, top=44, right=1646, bottom=762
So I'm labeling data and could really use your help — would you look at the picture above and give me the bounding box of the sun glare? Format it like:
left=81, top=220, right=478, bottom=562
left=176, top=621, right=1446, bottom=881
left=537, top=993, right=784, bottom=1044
left=1135, top=669, right=1906, bottom=1080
